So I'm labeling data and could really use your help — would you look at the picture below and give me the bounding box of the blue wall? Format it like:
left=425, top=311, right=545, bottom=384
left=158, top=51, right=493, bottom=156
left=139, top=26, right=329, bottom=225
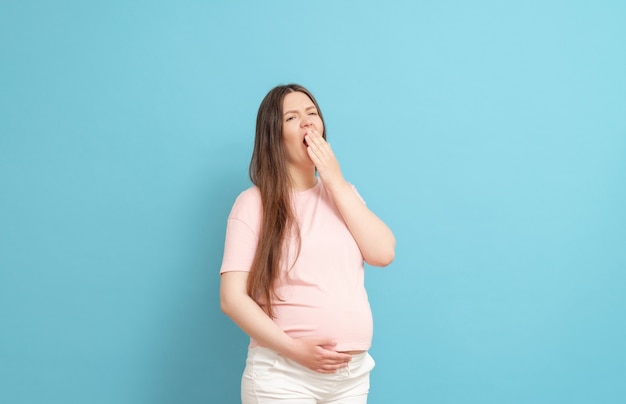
left=1, top=1, right=624, bottom=403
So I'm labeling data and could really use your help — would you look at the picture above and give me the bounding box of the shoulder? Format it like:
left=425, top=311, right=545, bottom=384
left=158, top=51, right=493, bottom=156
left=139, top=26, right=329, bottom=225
left=229, top=185, right=262, bottom=221
left=234, top=185, right=261, bottom=205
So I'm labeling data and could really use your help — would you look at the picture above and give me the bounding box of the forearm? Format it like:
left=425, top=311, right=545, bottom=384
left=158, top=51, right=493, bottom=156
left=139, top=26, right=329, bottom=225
left=303, top=130, right=396, bottom=266
left=326, top=180, right=396, bottom=267
left=220, top=284, right=295, bottom=356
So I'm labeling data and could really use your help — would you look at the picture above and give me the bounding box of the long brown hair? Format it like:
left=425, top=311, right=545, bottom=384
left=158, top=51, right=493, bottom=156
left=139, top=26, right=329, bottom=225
left=247, top=84, right=326, bottom=318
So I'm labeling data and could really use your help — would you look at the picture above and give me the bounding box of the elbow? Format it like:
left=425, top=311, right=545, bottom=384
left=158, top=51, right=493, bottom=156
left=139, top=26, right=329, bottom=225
left=220, top=271, right=251, bottom=319
left=221, top=294, right=244, bottom=318
left=378, top=250, right=395, bottom=267
left=220, top=296, right=231, bottom=316
left=365, top=247, right=395, bottom=267
left=367, top=233, right=396, bottom=267
left=220, top=290, right=240, bottom=317
left=221, top=288, right=253, bottom=318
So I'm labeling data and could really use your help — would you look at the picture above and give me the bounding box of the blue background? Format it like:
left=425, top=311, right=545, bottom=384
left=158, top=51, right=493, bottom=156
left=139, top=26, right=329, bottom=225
left=1, top=1, right=625, bottom=403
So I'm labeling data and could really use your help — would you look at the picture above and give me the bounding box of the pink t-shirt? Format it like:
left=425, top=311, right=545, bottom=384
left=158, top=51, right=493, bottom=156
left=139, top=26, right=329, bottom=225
left=220, top=179, right=373, bottom=352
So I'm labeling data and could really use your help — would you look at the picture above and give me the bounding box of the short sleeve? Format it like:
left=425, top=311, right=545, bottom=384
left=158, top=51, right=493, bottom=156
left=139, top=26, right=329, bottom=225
left=219, top=187, right=262, bottom=274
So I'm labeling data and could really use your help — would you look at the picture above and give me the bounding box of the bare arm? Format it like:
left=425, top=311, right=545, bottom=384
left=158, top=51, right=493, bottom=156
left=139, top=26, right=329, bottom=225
left=305, top=130, right=396, bottom=266
left=220, top=271, right=352, bottom=373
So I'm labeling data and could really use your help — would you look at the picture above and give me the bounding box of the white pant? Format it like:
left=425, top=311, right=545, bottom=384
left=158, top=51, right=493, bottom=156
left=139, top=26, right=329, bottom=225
left=241, top=347, right=375, bottom=404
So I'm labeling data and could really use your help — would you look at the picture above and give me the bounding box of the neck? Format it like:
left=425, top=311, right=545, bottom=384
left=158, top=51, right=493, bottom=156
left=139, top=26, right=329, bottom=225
left=288, top=166, right=317, bottom=191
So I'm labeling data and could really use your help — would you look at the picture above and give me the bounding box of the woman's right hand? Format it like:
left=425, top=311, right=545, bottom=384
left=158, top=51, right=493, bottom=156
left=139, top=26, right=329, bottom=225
left=221, top=272, right=352, bottom=374
left=285, top=337, right=352, bottom=374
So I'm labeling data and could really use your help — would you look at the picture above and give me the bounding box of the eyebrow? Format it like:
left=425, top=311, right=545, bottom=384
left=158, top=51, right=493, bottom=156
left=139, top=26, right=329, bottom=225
left=283, top=106, right=317, bottom=116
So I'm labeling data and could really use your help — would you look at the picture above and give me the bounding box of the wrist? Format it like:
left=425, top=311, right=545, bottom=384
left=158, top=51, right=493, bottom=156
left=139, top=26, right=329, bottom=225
left=324, top=178, right=350, bottom=196
left=277, top=336, right=298, bottom=359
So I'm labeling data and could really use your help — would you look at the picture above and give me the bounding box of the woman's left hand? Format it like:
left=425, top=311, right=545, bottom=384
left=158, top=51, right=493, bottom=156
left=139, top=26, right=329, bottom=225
left=305, top=129, right=396, bottom=267
left=305, top=129, right=345, bottom=189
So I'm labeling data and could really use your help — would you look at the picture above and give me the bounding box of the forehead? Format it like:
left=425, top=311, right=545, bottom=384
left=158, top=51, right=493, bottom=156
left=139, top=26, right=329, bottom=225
left=282, top=91, right=315, bottom=111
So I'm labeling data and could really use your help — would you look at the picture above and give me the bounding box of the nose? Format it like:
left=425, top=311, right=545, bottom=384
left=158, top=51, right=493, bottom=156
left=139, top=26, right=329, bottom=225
left=301, top=115, right=313, bottom=128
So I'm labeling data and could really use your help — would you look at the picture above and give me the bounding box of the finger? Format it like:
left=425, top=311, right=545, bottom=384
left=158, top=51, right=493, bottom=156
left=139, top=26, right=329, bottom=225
left=319, top=350, right=352, bottom=363
left=334, top=352, right=353, bottom=362
left=305, top=129, right=325, bottom=144
left=330, top=361, right=349, bottom=370
left=313, top=337, right=337, bottom=348
left=326, top=358, right=350, bottom=367
left=304, top=134, right=320, bottom=149
left=307, top=128, right=323, bottom=139
left=305, top=136, right=332, bottom=163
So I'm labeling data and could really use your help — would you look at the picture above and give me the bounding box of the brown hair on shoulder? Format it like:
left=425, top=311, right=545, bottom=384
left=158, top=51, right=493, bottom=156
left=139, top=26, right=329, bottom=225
left=247, top=83, right=326, bottom=318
